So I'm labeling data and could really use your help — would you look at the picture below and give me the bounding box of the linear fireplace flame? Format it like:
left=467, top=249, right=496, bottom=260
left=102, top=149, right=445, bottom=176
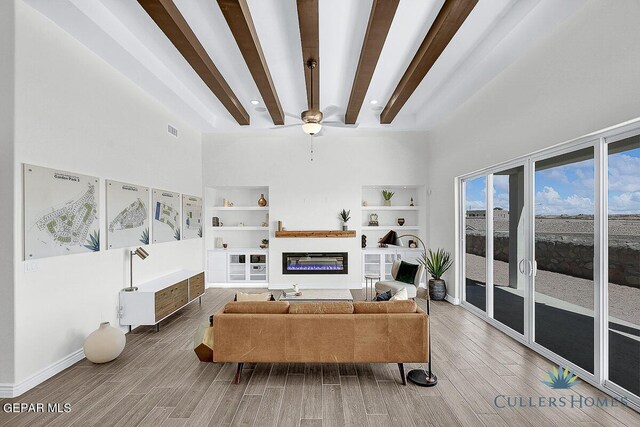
left=282, top=252, right=348, bottom=275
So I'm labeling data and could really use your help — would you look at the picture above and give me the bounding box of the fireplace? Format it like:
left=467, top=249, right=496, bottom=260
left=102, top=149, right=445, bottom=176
left=282, top=252, right=348, bottom=275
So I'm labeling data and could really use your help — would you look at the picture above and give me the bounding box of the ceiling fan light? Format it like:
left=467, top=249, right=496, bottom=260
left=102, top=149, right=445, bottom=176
left=302, top=122, right=322, bottom=135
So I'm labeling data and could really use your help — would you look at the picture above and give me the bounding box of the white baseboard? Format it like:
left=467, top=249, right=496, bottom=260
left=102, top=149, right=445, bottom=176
left=206, top=283, right=269, bottom=289
left=0, top=348, right=85, bottom=398
left=445, top=294, right=461, bottom=305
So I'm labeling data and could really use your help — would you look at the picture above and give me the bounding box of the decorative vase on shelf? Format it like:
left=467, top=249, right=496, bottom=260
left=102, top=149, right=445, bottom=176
left=397, top=218, right=405, bottom=226
left=342, top=223, right=348, bottom=231
left=384, top=200, right=391, bottom=206
left=429, top=279, right=447, bottom=301
left=258, top=194, right=268, bottom=207
left=83, top=322, right=126, bottom=364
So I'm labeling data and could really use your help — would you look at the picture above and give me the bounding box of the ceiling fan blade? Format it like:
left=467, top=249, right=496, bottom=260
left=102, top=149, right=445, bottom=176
left=270, top=124, right=301, bottom=129
left=323, top=121, right=359, bottom=128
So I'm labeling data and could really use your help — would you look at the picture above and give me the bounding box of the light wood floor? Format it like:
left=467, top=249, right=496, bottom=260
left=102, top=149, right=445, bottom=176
left=1, top=288, right=638, bottom=427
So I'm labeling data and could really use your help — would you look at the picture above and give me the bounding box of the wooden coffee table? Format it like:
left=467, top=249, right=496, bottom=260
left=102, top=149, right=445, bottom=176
left=278, top=289, right=353, bottom=302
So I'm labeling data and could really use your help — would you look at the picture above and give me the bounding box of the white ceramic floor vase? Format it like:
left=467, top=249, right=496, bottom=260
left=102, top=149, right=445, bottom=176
left=83, top=321, right=126, bottom=364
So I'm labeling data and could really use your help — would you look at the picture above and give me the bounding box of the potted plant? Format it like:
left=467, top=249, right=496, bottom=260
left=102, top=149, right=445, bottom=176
left=339, top=209, right=351, bottom=230
left=382, top=190, right=395, bottom=206
left=418, top=248, right=453, bottom=301
left=260, top=238, right=269, bottom=249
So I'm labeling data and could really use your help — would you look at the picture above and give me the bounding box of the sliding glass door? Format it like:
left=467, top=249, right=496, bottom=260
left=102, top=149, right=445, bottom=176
left=533, top=148, right=596, bottom=374
left=459, top=124, right=640, bottom=406
left=606, top=135, right=640, bottom=397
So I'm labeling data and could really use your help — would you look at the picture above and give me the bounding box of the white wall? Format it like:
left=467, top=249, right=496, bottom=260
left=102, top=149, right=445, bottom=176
left=427, top=0, right=640, bottom=301
left=203, top=130, right=429, bottom=286
left=10, top=1, right=204, bottom=387
left=0, top=0, right=16, bottom=386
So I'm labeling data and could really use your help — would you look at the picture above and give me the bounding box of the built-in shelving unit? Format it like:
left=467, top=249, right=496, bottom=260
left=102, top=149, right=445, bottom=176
left=205, top=186, right=270, bottom=286
left=360, top=185, right=427, bottom=254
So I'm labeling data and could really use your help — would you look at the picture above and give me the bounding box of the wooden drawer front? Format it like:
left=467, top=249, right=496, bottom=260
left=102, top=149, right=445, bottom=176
left=155, top=280, right=189, bottom=322
left=189, top=273, right=205, bottom=300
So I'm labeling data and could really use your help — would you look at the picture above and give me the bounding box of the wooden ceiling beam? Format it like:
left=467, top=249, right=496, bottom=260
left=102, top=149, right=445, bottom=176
left=217, top=0, right=284, bottom=125
left=296, top=0, right=319, bottom=110
left=138, top=0, right=250, bottom=125
left=345, top=0, right=399, bottom=125
left=380, top=0, right=478, bottom=124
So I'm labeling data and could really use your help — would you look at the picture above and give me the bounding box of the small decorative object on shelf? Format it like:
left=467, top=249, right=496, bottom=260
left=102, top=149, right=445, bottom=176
left=397, top=218, right=405, bottom=226
left=223, top=243, right=228, bottom=249
left=258, top=193, right=268, bottom=207
left=83, top=322, right=126, bottom=364
left=362, top=200, right=368, bottom=207
left=215, top=237, right=223, bottom=248
left=260, top=238, right=269, bottom=249
left=261, top=213, right=269, bottom=227
left=368, top=213, right=379, bottom=226
left=382, top=190, right=395, bottom=206
left=277, top=220, right=283, bottom=231
left=408, top=240, right=418, bottom=248
left=238, top=222, right=244, bottom=227
left=410, top=197, right=415, bottom=206
left=362, top=234, right=367, bottom=248
left=339, top=209, right=351, bottom=231
left=418, top=248, right=453, bottom=301
left=223, top=198, right=231, bottom=207
left=212, top=217, right=220, bottom=227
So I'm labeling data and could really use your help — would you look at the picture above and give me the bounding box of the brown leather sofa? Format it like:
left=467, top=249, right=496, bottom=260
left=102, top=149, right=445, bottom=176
left=205, top=299, right=429, bottom=385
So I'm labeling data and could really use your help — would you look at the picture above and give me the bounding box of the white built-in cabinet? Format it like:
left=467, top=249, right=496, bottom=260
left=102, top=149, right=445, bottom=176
left=207, top=249, right=268, bottom=284
left=362, top=248, right=425, bottom=283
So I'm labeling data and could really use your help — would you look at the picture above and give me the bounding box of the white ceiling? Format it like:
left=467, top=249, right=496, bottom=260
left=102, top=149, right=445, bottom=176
left=25, top=0, right=586, bottom=133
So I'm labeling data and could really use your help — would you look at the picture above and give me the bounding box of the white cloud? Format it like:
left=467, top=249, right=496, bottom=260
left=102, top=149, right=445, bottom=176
left=609, top=153, right=640, bottom=192
left=535, top=186, right=594, bottom=215
left=609, top=191, right=640, bottom=214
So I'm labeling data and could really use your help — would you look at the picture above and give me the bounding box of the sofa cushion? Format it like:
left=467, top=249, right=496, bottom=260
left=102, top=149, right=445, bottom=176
left=235, top=291, right=272, bottom=302
left=223, top=301, right=290, bottom=314
left=375, top=281, right=418, bottom=298
left=390, top=287, right=408, bottom=301
left=396, top=261, right=420, bottom=284
left=353, top=300, right=417, bottom=314
left=288, top=302, right=354, bottom=314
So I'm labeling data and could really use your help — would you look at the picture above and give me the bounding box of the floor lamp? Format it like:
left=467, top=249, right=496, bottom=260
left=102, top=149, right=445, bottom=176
left=122, top=247, right=149, bottom=292
left=378, top=231, right=438, bottom=387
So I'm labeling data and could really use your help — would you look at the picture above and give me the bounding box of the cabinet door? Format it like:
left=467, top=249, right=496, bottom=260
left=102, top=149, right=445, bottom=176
left=249, top=253, right=267, bottom=282
left=363, top=252, right=381, bottom=281
left=228, top=253, right=247, bottom=281
left=189, top=273, right=205, bottom=300
left=208, top=252, right=227, bottom=283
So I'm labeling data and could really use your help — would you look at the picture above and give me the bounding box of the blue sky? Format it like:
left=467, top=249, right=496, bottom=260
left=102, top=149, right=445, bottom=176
left=465, top=147, right=640, bottom=215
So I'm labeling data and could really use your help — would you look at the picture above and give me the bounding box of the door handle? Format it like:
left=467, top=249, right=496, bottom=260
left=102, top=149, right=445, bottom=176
left=527, top=260, right=534, bottom=277
left=518, top=259, right=525, bottom=274
left=532, top=260, right=537, bottom=276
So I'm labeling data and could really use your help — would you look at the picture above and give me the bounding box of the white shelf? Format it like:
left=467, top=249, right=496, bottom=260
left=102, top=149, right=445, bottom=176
left=210, top=206, right=269, bottom=211
left=210, top=226, right=269, bottom=231
left=361, top=226, right=420, bottom=230
left=361, top=206, right=419, bottom=211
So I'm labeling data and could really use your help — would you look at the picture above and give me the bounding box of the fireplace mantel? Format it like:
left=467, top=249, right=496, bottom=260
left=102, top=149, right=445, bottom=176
left=274, top=230, right=356, bottom=238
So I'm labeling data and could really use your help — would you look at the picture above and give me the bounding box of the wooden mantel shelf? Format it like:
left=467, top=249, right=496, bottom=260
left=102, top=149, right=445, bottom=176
left=275, top=230, right=356, bottom=238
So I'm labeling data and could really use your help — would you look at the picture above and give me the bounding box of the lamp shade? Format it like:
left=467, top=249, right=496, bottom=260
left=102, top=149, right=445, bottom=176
left=378, top=230, right=399, bottom=246
left=302, top=122, right=322, bottom=135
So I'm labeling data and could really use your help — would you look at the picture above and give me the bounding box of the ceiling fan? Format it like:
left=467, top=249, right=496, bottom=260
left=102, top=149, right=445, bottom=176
left=272, top=59, right=358, bottom=135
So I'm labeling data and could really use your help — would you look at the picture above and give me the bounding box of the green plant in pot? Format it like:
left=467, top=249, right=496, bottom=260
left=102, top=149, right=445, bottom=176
left=418, top=248, right=453, bottom=301
left=339, top=209, right=351, bottom=231
left=382, top=190, right=395, bottom=206
left=261, top=238, right=269, bottom=249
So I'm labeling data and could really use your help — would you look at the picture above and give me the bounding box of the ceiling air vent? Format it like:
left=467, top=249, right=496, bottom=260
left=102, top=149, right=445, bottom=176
left=167, top=124, right=178, bottom=137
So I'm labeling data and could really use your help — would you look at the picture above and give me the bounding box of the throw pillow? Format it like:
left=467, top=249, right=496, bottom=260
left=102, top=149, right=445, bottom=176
left=395, top=261, right=419, bottom=284
left=235, top=291, right=272, bottom=302
left=390, top=287, right=408, bottom=301
left=374, top=290, right=392, bottom=301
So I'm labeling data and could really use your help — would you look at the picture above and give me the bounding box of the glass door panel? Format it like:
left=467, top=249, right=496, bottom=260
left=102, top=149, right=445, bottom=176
left=464, top=176, right=487, bottom=312
left=492, top=166, right=526, bottom=334
left=533, top=147, right=595, bottom=373
left=607, top=135, right=640, bottom=396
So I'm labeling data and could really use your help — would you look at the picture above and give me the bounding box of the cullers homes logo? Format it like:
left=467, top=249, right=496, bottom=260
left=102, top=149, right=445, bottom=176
left=494, top=365, right=629, bottom=409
